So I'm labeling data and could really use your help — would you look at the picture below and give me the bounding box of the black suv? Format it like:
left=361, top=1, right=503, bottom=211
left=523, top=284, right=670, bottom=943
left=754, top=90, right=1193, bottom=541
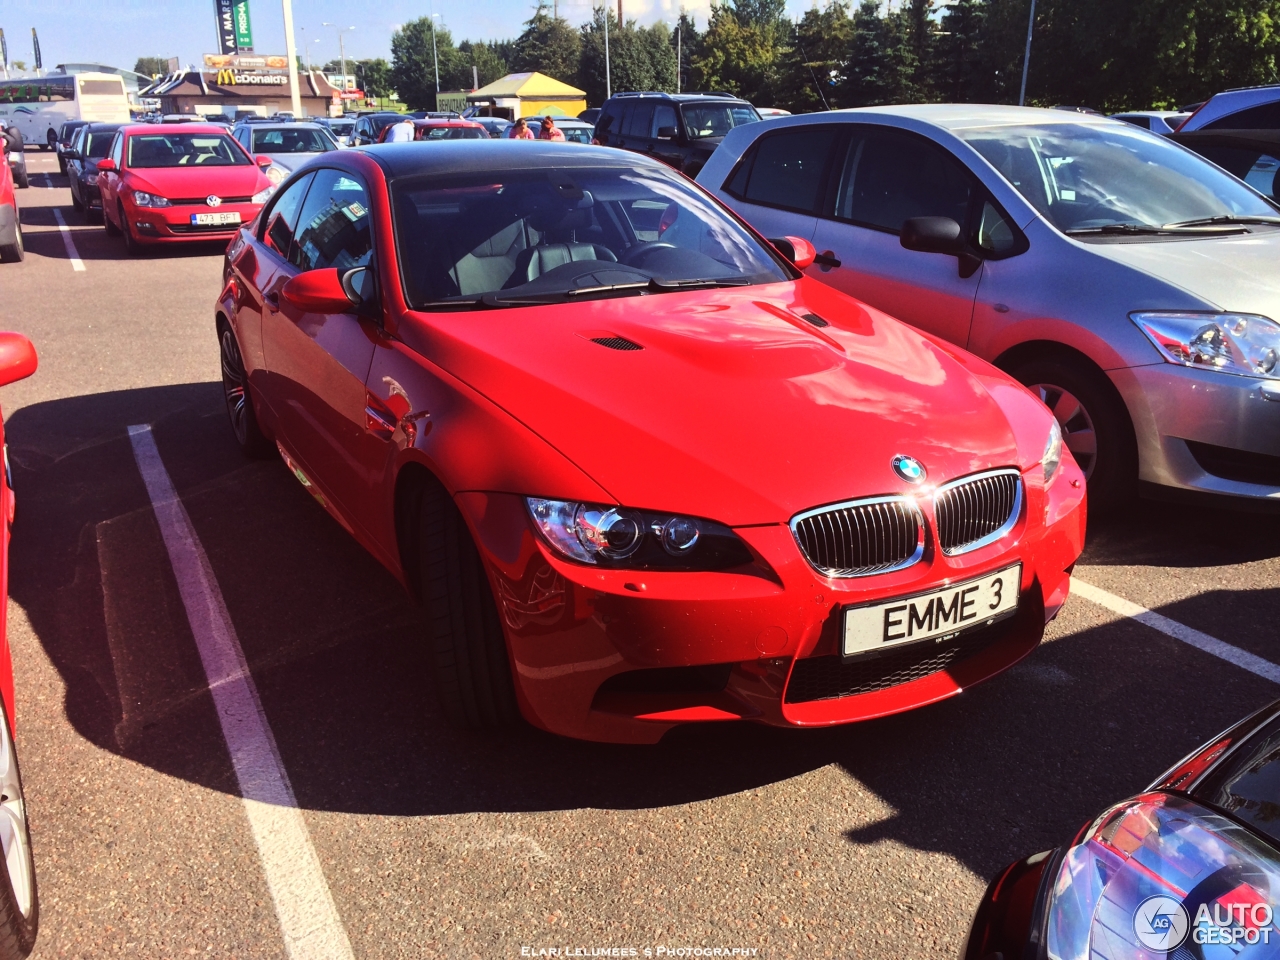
left=593, top=92, right=761, bottom=178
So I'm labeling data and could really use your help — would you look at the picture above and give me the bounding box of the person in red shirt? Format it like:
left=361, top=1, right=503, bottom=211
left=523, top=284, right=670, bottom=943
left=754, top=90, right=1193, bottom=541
left=539, top=116, right=566, bottom=142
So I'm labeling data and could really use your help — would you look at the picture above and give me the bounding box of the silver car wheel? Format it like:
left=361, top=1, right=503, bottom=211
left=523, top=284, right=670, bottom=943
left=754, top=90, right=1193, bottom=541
left=1031, top=382, right=1098, bottom=479
left=0, top=715, right=33, bottom=920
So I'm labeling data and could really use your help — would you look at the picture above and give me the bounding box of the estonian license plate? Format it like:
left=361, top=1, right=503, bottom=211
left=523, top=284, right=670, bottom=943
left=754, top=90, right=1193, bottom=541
left=842, top=563, right=1021, bottom=659
left=191, top=211, right=241, bottom=226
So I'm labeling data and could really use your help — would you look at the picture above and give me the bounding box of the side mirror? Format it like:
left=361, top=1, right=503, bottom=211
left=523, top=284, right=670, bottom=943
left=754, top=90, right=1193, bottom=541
left=0, top=333, right=38, bottom=388
left=281, top=268, right=360, bottom=314
left=656, top=125, right=678, bottom=140
left=900, top=216, right=965, bottom=255
left=255, top=155, right=273, bottom=169
left=96, top=157, right=117, bottom=173
left=769, top=236, right=817, bottom=270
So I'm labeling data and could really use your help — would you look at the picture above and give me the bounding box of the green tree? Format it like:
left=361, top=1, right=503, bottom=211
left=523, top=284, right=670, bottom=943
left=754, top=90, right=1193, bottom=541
left=133, top=56, right=169, bottom=78
left=774, top=1, right=854, bottom=111
left=935, top=0, right=985, bottom=101
left=578, top=9, right=669, bottom=103
left=671, top=11, right=700, bottom=93
left=839, top=0, right=916, bottom=106
left=355, top=58, right=392, bottom=98
left=455, top=41, right=508, bottom=89
left=643, top=22, right=679, bottom=93
left=391, top=17, right=463, bottom=109
left=511, top=5, right=582, bottom=83
left=690, top=2, right=785, bottom=104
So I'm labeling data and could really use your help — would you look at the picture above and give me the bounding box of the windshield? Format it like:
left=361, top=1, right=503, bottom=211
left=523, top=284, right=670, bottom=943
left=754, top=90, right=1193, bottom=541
left=328, top=121, right=354, bottom=135
left=561, top=126, right=593, bottom=144
left=418, top=126, right=488, bottom=141
left=393, top=165, right=790, bottom=308
left=960, top=122, right=1278, bottom=235
left=252, top=127, right=334, bottom=153
left=84, top=131, right=117, bottom=158
left=682, top=103, right=760, bottom=140
left=127, top=133, right=249, bottom=168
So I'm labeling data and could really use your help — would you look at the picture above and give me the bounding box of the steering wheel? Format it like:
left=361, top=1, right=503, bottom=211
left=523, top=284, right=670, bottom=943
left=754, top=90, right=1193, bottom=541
left=621, top=241, right=677, bottom=268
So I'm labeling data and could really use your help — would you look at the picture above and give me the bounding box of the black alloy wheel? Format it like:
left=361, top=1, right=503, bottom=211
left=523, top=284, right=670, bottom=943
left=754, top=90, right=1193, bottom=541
left=1009, top=356, right=1137, bottom=511
left=218, top=324, right=273, bottom=459
left=417, top=480, right=520, bottom=730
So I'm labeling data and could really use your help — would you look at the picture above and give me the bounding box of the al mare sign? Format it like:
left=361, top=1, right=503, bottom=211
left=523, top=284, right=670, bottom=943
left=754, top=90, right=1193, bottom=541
left=212, top=0, right=254, bottom=54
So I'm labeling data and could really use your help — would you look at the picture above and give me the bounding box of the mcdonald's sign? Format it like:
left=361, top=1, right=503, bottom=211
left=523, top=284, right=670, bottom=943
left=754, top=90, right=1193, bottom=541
left=217, top=69, right=236, bottom=85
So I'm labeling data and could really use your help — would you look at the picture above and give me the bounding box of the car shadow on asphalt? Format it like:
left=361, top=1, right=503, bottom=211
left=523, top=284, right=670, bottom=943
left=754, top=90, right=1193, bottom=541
left=16, top=204, right=230, bottom=262
left=1082, top=495, right=1280, bottom=567
left=6, top=382, right=1276, bottom=883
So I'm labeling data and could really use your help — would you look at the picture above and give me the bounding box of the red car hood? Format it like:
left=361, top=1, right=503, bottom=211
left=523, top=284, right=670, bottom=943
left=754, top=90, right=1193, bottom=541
left=125, top=164, right=266, bottom=200
left=417, top=279, right=1022, bottom=526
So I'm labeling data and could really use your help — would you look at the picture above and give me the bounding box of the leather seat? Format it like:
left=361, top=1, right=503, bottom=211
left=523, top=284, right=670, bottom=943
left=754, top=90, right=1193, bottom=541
left=512, top=242, right=618, bottom=283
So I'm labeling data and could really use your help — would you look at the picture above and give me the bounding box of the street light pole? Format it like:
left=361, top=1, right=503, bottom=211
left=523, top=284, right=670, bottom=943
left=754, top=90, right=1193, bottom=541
left=676, top=20, right=681, bottom=94
left=322, top=23, right=355, bottom=112
left=430, top=12, right=441, bottom=94
left=1018, top=0, right=1037, bottom=107
left=281, top=0, right=302, bottom=117
left=603, top=5, right=611, bottom=100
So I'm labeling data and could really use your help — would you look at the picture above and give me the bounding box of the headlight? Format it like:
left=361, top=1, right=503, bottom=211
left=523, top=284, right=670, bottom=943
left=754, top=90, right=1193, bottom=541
left=1132, top=311, right=1280, bottom=379
left=1042, top=418, right=1063, bottom=486
left=265, top=164, right=285, bottom=185
left=526, top=498, right=752, bottom=571
left=251, top=185, right=276, bottom=204
left=131, top=190, right=171, bottom=207
left=1044, top=794, right=1280, bottom=959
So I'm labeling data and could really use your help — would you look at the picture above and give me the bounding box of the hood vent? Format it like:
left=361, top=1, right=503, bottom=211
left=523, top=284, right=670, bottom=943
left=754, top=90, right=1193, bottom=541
left=801, top=312, right=830, bottom=328
left=591, top=336, right=643, bottom=351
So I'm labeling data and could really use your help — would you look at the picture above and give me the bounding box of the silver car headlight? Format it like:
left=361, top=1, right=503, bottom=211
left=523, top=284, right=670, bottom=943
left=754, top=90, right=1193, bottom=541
left=131, top=190, right=171, bottom=208
left=1131, top=312, right=1280, bottom=379
left=1042, top=419, right=1063, bottom=486
left=265, top=163, right=286, bottom=185
left=251, top=185, right=276, bottom=204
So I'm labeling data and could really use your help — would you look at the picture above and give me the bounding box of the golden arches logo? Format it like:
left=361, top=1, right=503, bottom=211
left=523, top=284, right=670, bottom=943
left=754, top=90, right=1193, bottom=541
left=217, top=69, right=236, bottom=85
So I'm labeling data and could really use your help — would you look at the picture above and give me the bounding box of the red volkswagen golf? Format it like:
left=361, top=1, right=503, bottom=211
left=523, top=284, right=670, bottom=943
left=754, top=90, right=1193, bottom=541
left=97, top=123, right=275, bottom=253
left=216, top=143, right=1086, bottom=743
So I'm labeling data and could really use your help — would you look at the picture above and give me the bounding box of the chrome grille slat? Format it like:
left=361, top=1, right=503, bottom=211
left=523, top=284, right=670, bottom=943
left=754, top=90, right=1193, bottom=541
left=790, top=496, right=924, bottom=578
left=934, top=469, right=1022, bottom=556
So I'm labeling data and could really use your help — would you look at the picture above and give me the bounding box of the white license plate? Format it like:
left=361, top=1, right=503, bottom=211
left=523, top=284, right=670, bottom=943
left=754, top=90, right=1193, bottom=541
left=191, top=211, right=241, bottom=226
left=842, top=563, right=1021, bottom=658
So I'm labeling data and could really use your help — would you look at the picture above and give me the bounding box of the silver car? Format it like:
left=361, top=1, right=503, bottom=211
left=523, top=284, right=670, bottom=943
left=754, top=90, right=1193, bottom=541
left=230, top=121, right=337, bottom=186
left=698, top=105, right=1280, bottom=508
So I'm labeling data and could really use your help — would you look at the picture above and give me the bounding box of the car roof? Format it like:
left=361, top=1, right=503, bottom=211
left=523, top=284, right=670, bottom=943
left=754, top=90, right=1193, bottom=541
left=358, top=140, right=668, bottom=179
left=810, top=103, right=1125, bottom=131
left=124, top=123, right=231, bottom=135
left=241, top=122, right=327, bottom=131
left=410, top=119, right=483, bottom=127
left=607, top=91, right=752, bottom=104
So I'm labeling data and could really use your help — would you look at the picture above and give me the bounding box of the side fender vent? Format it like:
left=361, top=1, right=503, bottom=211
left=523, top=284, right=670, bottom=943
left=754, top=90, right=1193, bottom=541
left=591, top=336, right=644, bottom=351
left=801, top=312, right=830, bottom=328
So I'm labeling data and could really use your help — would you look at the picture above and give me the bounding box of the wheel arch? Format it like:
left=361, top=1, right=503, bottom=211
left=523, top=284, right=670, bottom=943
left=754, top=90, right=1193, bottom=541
left=392, top=459, right=445, bottom=606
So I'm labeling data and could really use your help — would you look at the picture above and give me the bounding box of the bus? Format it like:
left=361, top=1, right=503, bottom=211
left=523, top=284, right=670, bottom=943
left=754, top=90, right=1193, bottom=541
left=0, top=72, right=130, bottom=150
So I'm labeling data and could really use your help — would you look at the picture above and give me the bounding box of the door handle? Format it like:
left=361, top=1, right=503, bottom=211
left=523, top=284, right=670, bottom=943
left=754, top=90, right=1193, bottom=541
left=364, top=404, right=396, bottom=439
left=813, top=253, right=841, bottom=269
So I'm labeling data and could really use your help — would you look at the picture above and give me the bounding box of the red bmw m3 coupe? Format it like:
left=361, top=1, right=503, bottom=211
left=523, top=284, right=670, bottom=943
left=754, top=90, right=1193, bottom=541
left=216, top=142, right=1086, bottom=743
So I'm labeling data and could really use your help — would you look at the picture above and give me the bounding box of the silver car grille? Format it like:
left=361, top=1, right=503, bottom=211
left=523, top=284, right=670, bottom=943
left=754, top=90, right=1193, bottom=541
left=934, top=469, right=1023, bottom=555
left=790, top=496, right=924, bottom=578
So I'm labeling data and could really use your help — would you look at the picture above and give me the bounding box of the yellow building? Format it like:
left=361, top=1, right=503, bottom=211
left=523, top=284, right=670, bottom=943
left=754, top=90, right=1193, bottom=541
left=465, top=72, right=587, bottom=122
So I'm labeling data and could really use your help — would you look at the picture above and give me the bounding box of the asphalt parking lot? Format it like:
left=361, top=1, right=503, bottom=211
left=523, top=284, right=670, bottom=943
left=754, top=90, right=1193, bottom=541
left=3, top=148, right=1279, bottom=959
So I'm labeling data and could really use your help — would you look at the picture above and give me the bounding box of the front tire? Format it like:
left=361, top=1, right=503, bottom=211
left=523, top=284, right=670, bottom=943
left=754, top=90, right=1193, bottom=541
left=119, top=205, right=142, bottom=255
left=0, top=702, right=39, bottom=959
left=1009, top=356, right=1136, bottom=510
left=11, top=170, right=26, bottom=191
left=0, top=223, right=23, bottom=264
left=103, top=202, right=120, bottom=236
left=218, top=323, right=273, bottom=459
left=417, top=483, right=519, bottom=729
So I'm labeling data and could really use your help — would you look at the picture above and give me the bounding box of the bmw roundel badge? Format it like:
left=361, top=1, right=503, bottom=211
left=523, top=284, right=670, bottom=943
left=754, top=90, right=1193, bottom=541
left=892, top=454, right=926, bottom=484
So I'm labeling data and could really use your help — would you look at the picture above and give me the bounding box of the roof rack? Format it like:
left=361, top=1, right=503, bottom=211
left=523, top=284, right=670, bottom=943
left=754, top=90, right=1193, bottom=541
left=609, top=90, right=739, bottom=99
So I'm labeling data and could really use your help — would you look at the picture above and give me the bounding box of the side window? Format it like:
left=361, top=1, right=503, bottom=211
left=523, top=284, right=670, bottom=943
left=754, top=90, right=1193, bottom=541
left=1117, top=116, right=1150, bottom=129
left=976, top=201, right=1018, bottom=255
left=652, top=104, right=678, bottom=137
left=261, top=172, right=315, bottom=261
left=596, top=104, right=621, bottom=136
left=1204, top=101, right=1280, bottom=130
left=291, top=168, right=373, bottom=273
left=835, top=128, right=972, bottom=233
left=110, top=132, right=124, bottom=166
left=622, top=103, right=654, bottom=138
left=726, top=126, right=838, bottom=214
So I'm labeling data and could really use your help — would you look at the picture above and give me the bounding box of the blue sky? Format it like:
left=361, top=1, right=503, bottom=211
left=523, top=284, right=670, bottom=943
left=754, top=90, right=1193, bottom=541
left=1, top=0, right=817, bottom=74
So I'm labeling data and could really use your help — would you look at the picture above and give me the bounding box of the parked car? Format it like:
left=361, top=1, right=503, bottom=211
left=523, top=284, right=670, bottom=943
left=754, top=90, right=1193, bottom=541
left=1110, top=110, right=1190, bottom=134
left=964, top=698, right=1280, bottom=960
left=349, top=112, right=402, bottom=147
left=317, top=118, right=354, bottom=146
left=0, top=136, right=23, bottom=262
left=230, top=121, right=337, bottom=184
left=1180, top=84, right=1280, bottom=132
left=471, top=116, right=513, bottom=139
left=215, top=141, right=1085, bottom=743
left=555, top=119, right=595, bottom=144
left=757, top=108, right=793, bottom=118
left=2, top=129, right=25, bottom=192
left=0, top=334, right=40, bottom=951
left=594, top=91, right=761, bottom=177
left=97, top=123, right=276, bottom=254
left=374, top=119, right=488, bottom=143
left=700, top=105, right=1280, bottom=509
left=66, top=122, right=124, bottom=222
left=1171, top=129, right=1280, bottom=201
left=578, top=107, right=601, bottom=126
left=54, top=120, right=89, bottom=174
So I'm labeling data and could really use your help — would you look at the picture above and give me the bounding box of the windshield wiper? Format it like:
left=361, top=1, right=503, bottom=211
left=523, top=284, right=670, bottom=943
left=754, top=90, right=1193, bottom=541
left=1066, top=222, right=1248, bottom=236
left=1162, top=215, right=1280, bottom=228
left=649, top=277, right=752, bottom=290
left=418, top=276, right=754, bottom=309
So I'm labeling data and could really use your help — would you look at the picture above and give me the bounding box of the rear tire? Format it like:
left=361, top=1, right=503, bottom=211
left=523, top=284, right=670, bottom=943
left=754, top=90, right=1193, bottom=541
left=1008, top=355, right=1136, bottom=511
left=0, top=701, right=40, bottom=959
left=218, top=322, right=273, bottom=459
left=417, top=483, right=519, bottom=729
left=12, top=170, right=26, bottom=191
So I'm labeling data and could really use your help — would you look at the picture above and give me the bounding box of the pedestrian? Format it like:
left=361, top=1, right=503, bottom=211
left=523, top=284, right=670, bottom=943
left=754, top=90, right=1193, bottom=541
left=507, top=117, right=536, bottom=140
left=385, top=117, right=415, bottom=143
left=538, top=116, right=566, bottom=142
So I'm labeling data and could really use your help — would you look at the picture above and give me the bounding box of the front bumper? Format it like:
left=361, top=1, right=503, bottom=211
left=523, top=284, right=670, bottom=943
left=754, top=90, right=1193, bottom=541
left=122, top=201, right=264, bottom=245
left=460, top=458, right=1087, bottom=744
left=1113, top=363, right=1280, bottom=501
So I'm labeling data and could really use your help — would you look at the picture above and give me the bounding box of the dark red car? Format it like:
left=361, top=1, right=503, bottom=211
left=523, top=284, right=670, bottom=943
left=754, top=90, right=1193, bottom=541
left=0, top=333, right=40, bottom=954
left=215, top=142, right=1086, bottom=743
left=96, top=123, right=276, bottom=253
left=375, top=119, right=488, bottom=143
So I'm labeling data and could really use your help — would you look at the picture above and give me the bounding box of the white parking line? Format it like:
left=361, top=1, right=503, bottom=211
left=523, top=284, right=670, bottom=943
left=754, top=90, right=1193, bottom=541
left=50, top=209, right=85, bottom=272
left=127, top=425, right=356, bottom=960
left=1071, top=577, right=1280, bottom=684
